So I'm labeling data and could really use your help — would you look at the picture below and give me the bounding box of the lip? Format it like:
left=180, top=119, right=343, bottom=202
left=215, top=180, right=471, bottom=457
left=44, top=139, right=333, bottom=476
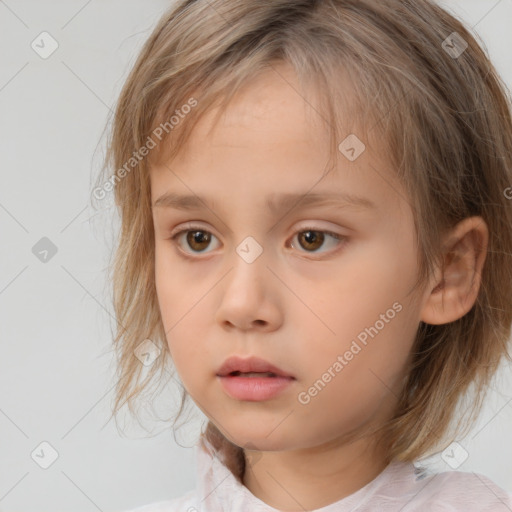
left=218, top=374, right=294, bottom=401
left=216, top=355, right=295, bottom=402
left=216, top=355, right=294, bottom=378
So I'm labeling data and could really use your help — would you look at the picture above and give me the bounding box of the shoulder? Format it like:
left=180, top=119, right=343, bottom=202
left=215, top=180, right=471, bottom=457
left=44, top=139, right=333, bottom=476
left=415, top=467, right=512, bottom=511
left=122, top=489, right=198, bottom=512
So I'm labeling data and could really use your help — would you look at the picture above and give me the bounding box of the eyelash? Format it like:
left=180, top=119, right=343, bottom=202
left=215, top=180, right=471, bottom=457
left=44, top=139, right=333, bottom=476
left=169, top=223, right=347, bottom=259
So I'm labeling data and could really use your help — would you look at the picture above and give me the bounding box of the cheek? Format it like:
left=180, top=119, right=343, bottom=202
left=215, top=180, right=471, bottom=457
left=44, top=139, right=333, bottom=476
left=159, top=307, right=212, bottom=398
left=292, top=239, right=419, bottom=348
left=154, top=246, right=203, bottom=326
left=292, top=305, right=418, bottom=443
left=298, top=300, right=417, bottom=390
left=154, top=252, right=204, bottom=371
left=293, top=240, right=420, bottom=402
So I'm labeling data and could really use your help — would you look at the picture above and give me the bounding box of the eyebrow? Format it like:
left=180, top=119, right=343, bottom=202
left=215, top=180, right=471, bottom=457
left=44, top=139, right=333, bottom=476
left=152, top=191, right=376, bottom=215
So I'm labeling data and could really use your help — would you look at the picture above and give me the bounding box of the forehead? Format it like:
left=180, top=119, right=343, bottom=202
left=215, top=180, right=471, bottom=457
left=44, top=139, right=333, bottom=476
left=149, top=63, right=409, bottom=222
left=177, top=65, right=328, bottom=163
left=156, top=74, right=336, bottom=177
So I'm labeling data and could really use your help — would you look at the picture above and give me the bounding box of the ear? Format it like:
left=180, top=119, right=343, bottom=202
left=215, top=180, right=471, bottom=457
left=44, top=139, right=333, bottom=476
left=420, top=216, right=489, bottom=325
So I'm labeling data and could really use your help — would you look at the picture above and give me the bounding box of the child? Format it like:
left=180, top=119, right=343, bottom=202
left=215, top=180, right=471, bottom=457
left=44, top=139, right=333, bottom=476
left=96, top=0, right=512, bottom=510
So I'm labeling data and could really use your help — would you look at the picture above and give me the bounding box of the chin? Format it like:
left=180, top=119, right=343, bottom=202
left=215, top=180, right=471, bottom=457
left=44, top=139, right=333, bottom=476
left=219, top=428, right=302, bottom=452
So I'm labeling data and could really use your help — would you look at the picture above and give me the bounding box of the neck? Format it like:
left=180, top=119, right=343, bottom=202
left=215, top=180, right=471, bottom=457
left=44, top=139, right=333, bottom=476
left=242, top=434, right=389, bottom=511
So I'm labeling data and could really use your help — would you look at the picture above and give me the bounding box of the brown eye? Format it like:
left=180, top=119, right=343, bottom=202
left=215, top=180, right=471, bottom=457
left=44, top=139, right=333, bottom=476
left=172, top=227, right=219, bottom=254
left=297, top=230, right=325, bottom=251
left=290, top=228, right=344, bottom=254
left=170, top=224, right=345, bottom=259
left=185, top=230, right=212, bottom=252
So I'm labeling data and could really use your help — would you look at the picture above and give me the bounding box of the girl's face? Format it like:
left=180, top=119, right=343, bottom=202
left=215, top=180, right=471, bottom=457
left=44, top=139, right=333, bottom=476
left=150, top=63, right=433, bottom=453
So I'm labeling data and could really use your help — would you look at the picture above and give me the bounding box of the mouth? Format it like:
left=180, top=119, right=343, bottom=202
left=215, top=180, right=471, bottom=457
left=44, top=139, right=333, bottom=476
left=216, top=356, right=295, bottom=401
left=226, top=371, right=280, bottom=377
left=216, top=355, right=295, bottom=379
left=217, top=372, right=295, bottom=401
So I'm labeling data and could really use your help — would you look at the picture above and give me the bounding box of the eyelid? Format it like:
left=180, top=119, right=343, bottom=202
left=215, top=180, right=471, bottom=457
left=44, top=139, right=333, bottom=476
left=294, top=222, right=346, bottom=238
left=169, top=221, right=346, bottom=238
left=169, top=221, right=216, bottom=239
left=287, top=225, right=347, bottom=258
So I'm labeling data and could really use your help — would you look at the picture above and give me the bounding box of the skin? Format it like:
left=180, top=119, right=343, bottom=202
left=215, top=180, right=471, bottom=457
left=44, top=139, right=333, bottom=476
left=149, top=62, right=488, bottom=511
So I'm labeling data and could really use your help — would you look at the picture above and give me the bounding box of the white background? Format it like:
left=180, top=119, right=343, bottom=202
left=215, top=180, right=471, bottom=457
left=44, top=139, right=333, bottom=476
left=0, top=1, right=511, bottom=511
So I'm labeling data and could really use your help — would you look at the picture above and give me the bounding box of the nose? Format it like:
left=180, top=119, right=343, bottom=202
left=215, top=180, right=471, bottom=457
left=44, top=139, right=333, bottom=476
left=215, top=247, right=283, bottom=332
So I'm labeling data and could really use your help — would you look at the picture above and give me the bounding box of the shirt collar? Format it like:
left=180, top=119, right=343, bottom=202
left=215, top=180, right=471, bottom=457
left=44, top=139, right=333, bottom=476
left=193, top=435, right=421, bottom=512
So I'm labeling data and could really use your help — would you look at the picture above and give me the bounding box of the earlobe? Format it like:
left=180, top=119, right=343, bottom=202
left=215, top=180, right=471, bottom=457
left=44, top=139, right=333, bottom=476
left=420, top=216, right=489, bottom=326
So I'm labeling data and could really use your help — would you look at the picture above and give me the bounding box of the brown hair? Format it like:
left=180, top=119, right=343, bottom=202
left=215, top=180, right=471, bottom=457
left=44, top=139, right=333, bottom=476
left=93, top=0, right=512, bottom=474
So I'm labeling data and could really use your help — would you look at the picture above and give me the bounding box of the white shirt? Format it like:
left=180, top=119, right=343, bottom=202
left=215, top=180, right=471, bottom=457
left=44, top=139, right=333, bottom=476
left=125, top=437, right=512, bottom=511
